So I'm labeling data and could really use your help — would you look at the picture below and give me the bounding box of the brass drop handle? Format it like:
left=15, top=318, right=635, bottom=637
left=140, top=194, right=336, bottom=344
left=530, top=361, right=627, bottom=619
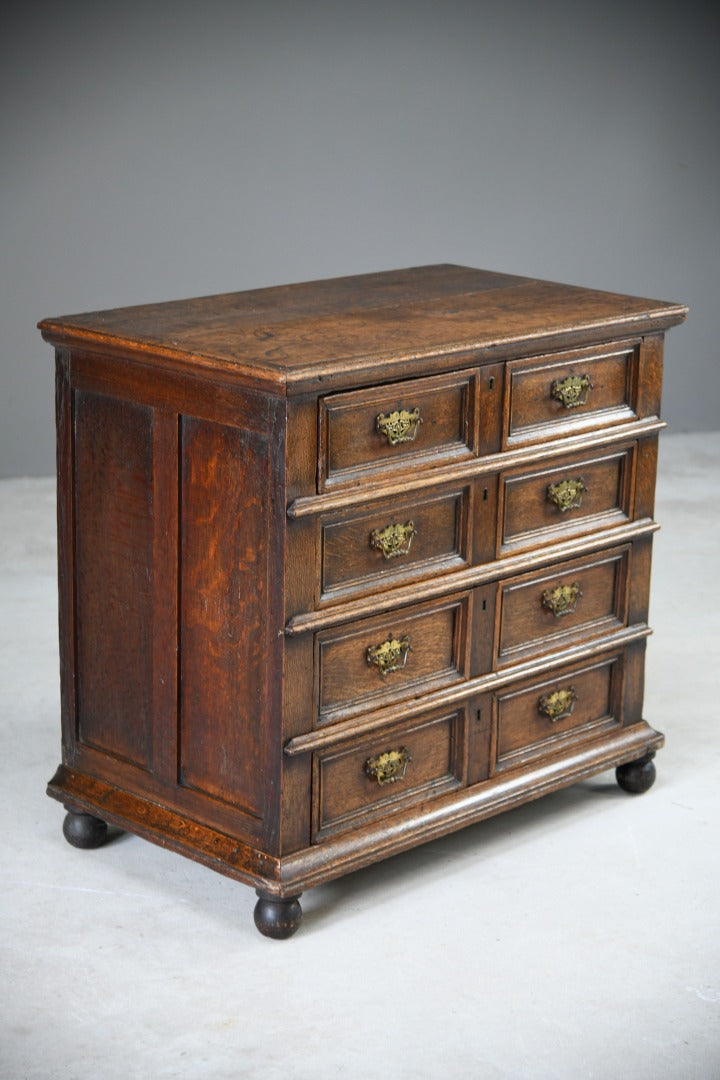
left=376, top=408, right=422, bottom=445
left=541, top=582, right=582, bottom=617
left=370, top=520, right=417, bottom=559
left=547, top=477, right=586, bottom=512
left=551, top=373, right=592, bottom=408
left=366, top=634, right=412, bottom=676
left=365, top=747, right=412, bottom=785
left=538, top=686, right=577, bottom=722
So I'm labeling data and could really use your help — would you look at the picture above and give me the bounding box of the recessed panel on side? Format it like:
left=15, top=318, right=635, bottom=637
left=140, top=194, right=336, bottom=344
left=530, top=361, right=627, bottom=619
left=74, top=391, right=155, bottom=768
left=179, top=417, right=271, bottom=822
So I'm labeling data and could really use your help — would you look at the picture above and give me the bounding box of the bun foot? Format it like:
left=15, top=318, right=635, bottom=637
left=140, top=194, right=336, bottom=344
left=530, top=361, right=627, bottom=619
left=616, top=751, right=657, bottom=794
left=62, top=809, right=108, bottom=849
left=254, top=891, right=302, bottom=939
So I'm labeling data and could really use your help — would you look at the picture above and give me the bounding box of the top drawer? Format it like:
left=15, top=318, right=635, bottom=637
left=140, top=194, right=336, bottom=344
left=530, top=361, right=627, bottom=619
left=319, top=370, right=478, bottom=489
left=503, top=341, right=640, bottom=448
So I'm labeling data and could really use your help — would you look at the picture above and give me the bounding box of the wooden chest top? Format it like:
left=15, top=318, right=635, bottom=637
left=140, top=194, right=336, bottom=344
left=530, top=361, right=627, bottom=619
left=38, top=264, right=687, bottom=393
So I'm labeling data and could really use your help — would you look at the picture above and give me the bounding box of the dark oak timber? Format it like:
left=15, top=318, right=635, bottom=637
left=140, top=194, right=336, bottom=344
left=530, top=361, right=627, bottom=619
left=40, top=265, right=686, bottom=937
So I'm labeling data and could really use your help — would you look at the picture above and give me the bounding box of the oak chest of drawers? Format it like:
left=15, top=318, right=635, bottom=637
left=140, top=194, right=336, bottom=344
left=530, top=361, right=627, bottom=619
left=39, top=264, right=687, bottom=937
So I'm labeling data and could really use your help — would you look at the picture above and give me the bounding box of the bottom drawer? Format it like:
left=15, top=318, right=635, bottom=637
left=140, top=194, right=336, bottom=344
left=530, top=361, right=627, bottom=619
left=313, top=707, right=465, bottom=840
left=493, top=654, right=623, bottom=772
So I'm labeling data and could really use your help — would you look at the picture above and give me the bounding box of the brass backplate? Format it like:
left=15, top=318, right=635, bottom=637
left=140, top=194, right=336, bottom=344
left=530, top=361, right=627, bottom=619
left=547, top=477, right=586, bottom=512
left=364, top=747, right=412, bottom=785
left=541, top=582, right=582, bottom=617
left=375, top=408, right=422, bottom=445
left=366, top=635, right=412, bottom=676
left=369, top=520, right=416, bottom=559
left=537, top=686, right=577, bottom=722
left=551, top=373, right=592, bottom=408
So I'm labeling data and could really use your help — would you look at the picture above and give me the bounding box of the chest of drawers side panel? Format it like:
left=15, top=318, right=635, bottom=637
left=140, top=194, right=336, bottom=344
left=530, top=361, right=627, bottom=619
left=177, top=413, right=277, bottom=828
left=175, top=390, right=288, bottom=851
left=54, top=348, right=288, bottom=851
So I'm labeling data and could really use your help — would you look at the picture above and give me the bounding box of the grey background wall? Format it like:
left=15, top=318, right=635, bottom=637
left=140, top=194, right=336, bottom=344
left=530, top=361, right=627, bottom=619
left=2, top=0, right=718, bottom=478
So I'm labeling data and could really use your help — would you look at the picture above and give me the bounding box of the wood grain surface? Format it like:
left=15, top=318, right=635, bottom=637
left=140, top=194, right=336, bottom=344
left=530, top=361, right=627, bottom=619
left=39, top=264, right=687, bottom=392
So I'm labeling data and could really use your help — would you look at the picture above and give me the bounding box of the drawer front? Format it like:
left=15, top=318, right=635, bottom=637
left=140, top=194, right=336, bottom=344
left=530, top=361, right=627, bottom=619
left=320, top=485, right=471, bottom=601
left=499, top=445, right=634, bottom=553
left=494, top=654, right=622, bottom=772
left=496, top=545, right=630, bottom=665
left=319, top=370, right=477, bottom=488
left=504, top=341, right=639, bottom=447
left=313, top=707, right=464, bottom=839
left=316, top=594, right=470, bottom=721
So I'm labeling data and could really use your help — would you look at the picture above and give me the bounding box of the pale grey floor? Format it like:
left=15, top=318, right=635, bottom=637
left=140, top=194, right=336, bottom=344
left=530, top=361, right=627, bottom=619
left=1, top=432, right=719, bottom=1080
